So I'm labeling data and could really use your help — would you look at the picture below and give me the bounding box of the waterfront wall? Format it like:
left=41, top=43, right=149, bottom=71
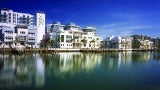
left=0, top=48, right=158, bottom=54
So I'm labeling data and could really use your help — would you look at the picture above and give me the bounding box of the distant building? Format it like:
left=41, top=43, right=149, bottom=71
left=152, top=37, right=160, bottom=49
left=105, top=36, right=133, bottom=50
left=139, top=39, right=153, bottom=49
left=45, top=24, right=52, bottom=34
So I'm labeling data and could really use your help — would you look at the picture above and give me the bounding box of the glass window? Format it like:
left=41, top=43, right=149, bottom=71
left=61, top=35, right=64, bottom=42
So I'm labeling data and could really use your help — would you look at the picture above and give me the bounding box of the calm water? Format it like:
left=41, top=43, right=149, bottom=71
left=1, top=51, right=160, bottom=90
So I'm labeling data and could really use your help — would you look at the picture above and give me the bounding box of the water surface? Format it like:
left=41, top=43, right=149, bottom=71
left=0, top=51, right=160, bottom=90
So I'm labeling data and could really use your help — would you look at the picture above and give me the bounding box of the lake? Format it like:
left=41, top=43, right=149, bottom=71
left=0, top=51, right=160, bottom=90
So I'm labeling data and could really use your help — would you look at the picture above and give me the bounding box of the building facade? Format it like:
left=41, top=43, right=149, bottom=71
left=0, top=8, right=33, bottom=25
left=105, top=36, right=133, bottom=50
left=139, top=39, right=153, bottom=49
left=48, top=22, right=103, bottom=49
left=0, top=9, right=45, bottom=48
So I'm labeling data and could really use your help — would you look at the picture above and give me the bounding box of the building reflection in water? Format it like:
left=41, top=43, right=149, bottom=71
left=0, top=51, right=160, bottom=88
left=0, top=54, right=45, bottom=88
left=44, top=52, right=103, bottom=78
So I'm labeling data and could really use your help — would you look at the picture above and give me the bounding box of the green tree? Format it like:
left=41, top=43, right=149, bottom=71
left=90, top=39, right=95, bottom=48
left=132, top=39, right=141, bottom=49
left=100, top=41, right=105, bottom=48
left=81, top=39, right=87, bottom=48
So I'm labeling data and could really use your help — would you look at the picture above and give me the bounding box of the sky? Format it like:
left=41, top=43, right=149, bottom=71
left=1, top=0, right=160, bottom=38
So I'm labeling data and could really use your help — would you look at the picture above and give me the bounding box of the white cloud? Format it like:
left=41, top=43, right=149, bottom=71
left=96, top=22, right=153, bottom=38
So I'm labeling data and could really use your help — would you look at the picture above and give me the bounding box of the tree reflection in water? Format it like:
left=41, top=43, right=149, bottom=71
left=0, top=51, right=160, bottom=89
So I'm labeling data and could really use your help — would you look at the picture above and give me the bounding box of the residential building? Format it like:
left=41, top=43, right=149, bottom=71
left=0, top=9, right=45, bottom=48
left=50, top=22, right=64, bottom=32
left=139, top=39, right=153, bottom=49
left=49, top=22, right=103, bottom=49
left=105, top=36, right=132, bottom=50
left=0, top=8, right=33, bottom=25
left=36, top=12, right=45, bottom=47
left=27, top=26, right=37, bottom=47
left=81, top=27, right=103, bottom=48
left=45, top=24, right=52, bottom=34
left=0, top=25, right=15, bottom=43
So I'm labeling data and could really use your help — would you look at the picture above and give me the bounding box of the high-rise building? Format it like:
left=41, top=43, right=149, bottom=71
left=0, top=8, right=33, bottom=26
left=35, top=12, right=45, bottom=47
left=0, top=9, right=45, bottom=48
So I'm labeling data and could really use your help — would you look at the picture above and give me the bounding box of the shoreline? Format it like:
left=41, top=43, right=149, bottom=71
left=0, top=48, right=159, bottom=54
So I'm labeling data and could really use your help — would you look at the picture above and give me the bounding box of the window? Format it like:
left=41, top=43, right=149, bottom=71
left=61, top=35, right=64, bottom=42
left=20, top=31, right=25, bottom=34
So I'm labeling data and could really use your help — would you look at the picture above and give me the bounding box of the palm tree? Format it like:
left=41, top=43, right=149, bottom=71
left=55, top=36, right=61, bottom=48
left=100, top=41, right=105, bottom=48
left=81, top=39, right=87, bottom=48
left=71, top=37, right=76, bottom=48
left=90, top=39, right=95, bottom=48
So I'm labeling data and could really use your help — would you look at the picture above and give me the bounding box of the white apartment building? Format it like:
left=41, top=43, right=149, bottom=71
left=0, top=9, right=45, bottom=48
left=139, top=39, right=153, bottom=49
left=48, top=22, right=103, bottom=49
left=15, top=25, right=28, bottom=44
left=81, top=27, right=103, bottom=48
left=35, top=12, right=45, bottom=48
left=0, top=25, right=16, bottom=43
left=105, top=36, right=132, bottom=50
left=45, top=24, right=52, bottom=34
left=27, top=26, right=37, bottom=47
left=50, top=22, right=64, bottom=32
left=0, top=8, right=33, bottom=25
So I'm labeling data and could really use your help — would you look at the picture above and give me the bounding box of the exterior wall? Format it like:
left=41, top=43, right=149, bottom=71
left=1, top=26, right=16, bottom=43
left=65, top=23, right=80, bottom=32
left=0, top=9, right=33, bottom=25
left=51, top=31, right=73, bottom=48
left=121, top=37, right=133, bottom=49
left=140, top=40, right=153, bottom=49
left=50, top=22, right=64, bottom=32
left=0, top=9, right=45, bottom=48
left=16, top=26, right=28, bottom=42
left=27, top=26, right=37, bottom=47
left=105, top=36, right=132, bottom=49
left=45, top=24, right=52, bottom=34
left=49, top=24, right=103, bottom=49
left=36, top=12, right=45, bottom=48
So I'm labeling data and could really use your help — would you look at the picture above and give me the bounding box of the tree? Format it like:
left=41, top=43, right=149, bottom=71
left=100, top=41, right=105, bottom=48
left=55, top=36, right=61, bottom=48
left=71, top=37, right=76, bottom=48
left=81, top=39, right=87, bottom=48
left=132, top=39, right=141, bottom=49
left=40, top=36, right=50, bottom=49
left=90, top=39, right=95, bottom=48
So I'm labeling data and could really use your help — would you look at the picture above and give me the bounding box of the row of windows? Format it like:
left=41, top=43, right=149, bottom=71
left=5, top=31, right=13, bottom=33
left=5, top=37, right=13, bottom=40
left=20, top=31, right=26, bottom=34
left=28, top=38, right=35, bottom=40
left=61, top=44, right=72, bottom=47
left=28, top=33, right=35, bottom=35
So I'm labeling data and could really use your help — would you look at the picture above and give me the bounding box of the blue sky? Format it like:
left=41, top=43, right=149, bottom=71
left=1, top=0, right=160, bottom=38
